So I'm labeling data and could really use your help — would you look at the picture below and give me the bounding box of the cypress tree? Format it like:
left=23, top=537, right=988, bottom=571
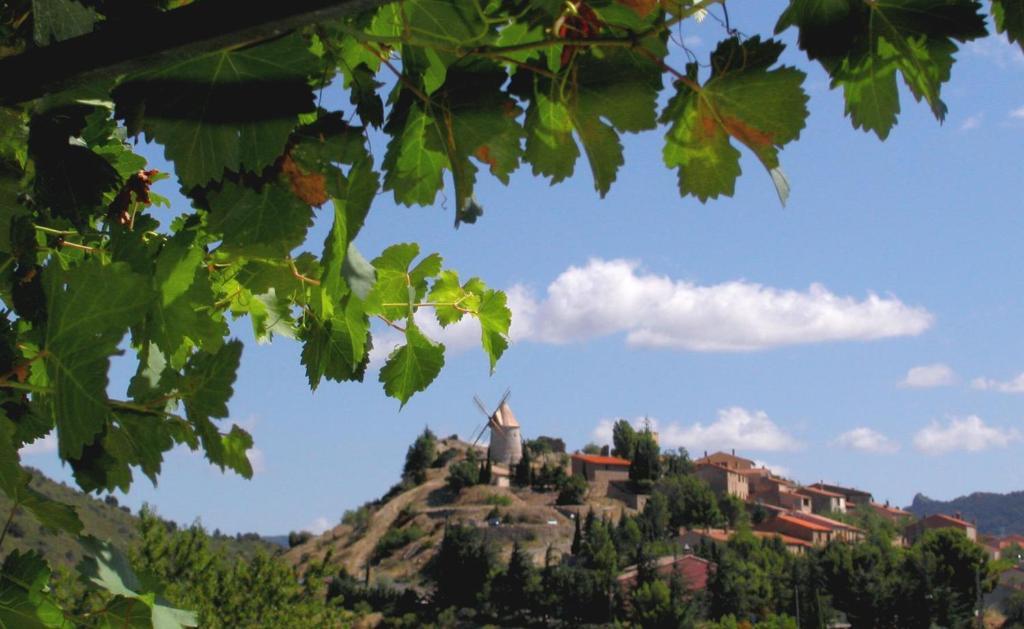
left=572, top=512, right=583, bottom=556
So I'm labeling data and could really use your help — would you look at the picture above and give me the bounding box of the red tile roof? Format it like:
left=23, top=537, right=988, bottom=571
left=571, top=453, right=630, bottom=466
left=791, top=512, right=863, bottom=532
left=798, top=485, right=844, bottom=498
left=775, top=513, right=832, bottom=532
left=617, top=554, right=711, bottom=591
left=925, top=513, right=974, bottom=528
left=753, top=531, right=813, bottom=548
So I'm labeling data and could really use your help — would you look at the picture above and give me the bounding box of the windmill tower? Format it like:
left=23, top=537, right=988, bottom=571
left=471, top=390, right=523, bottom=466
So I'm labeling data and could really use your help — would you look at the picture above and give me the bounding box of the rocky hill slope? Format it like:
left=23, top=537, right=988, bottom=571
left=284, top=438, right=624, bottom=587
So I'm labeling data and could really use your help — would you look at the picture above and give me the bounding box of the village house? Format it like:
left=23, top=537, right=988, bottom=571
left=694, top=462, right=749, bottom=501
left=746, top=473, right=812, bottom=513
left=904, top=513, right=978, bottom=544
left=755, top=513, right=833, bottom=546
left=616, top=554, right=712, bottom=592
left=788, top=511, right=865, bottom=543
left=570, top=453, right=630, bottom=497
left=808, top=482, right=873, bottom=510
left=797, top=485, right=847, bottom=515
left=868, top=501, right=913, bottom=524
left=570, top=453, right=631, bottom=480
left=694, top=450, right=756, bottom=471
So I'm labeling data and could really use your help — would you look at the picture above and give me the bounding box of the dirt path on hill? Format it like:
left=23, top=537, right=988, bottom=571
left=341, top=477, right=446, bottom=574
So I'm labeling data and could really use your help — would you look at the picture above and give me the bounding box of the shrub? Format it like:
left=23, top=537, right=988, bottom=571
left=484, top=494, right=512, bottom=506
left=372, top=525, right=426, bottom=562
left=288, top=530, right=313, bottom=548
left=432, top=448, right=459, bottom=468
left=556, top=475, right=589, bottom=505
left=446, top=460, right=480, bottom=492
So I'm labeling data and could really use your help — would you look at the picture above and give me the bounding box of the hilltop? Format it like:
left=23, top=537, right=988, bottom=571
left=908, top=490, right=1024, bottom=536
left=283, top=437, right=614, bottom=586
left=0, top=467, right=280, bottom=569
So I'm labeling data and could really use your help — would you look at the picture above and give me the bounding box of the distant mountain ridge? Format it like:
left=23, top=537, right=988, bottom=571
left=907, top=490, right=1024, bottom=535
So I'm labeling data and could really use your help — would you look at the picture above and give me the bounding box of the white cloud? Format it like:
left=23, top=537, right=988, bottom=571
left=912, top=415, right=1021, bottom=454
left=508, top=259, right=931, bottom=351
left=594, top=407, right=802, bottom=453
left=971, top=373, right=1024, bottom=393
left=247, top=447, right=266, bottom=474
left=832, top=427, right=900, bottom=454
left=900, top=363, right=956, bottom=388
left=1012, top=106, right=1024, bottom=120
left=306, top=516, right=331, bottom=535
left=19, top=432, right=57, bottom=456
left=960, top=114, right=983, bottom=131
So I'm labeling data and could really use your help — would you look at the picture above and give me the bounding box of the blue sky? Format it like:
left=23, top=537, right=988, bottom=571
left=20, top=6, right=1024, bottom=535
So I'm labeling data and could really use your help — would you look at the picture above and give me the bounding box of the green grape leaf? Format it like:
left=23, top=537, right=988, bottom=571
left=426, top=270, right=471, bottom=327
left=43, top=261, right=151, bottom=460
left=404, top=0, right=490, bottom=47
left=366, top=243, right=420, bottom=320
left=78, top=537, right=198, bottom=628
left=147, top=233, right=226, bottom=363
left=300, top=296, right=370, bottom=389
left=342, top=242, right=376, bottom=300
left=0, top=414, right=23, bottom=497
left=93, top=595, right=152, bottom=629
left=430, top=63, right=525, bottom=222
left=113, top=35, right=321, bottom=188
left=476, top=288, right=511, bottom=373
left=187, top=416, right=252, bottom=477
left=107, top=413, right=174, bottom=485
left=347, top=63, right=385, bottom=128
left=0, top=550, right=68, bottom=629
left=32, top=0, right=99, bottom=45
left=19, top=485, right=83, bottom=535
left=320, top=204, right=351, bottom=312
left=181, top=340, right=242, bottom=422
left=522, top=85, right=579, bottom=183
left=379, top=323, right=445, bottom=406
left=205, top=181, right=314, bottom=257
left=993, top=0, right=1024, bottom=50
left=775, top=0, right=986, bottom=138
left=382, top=101, right=448, bottom=206
left=661, top=38, right=808, bottom=203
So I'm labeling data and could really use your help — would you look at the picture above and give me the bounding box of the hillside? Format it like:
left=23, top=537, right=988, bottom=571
left=283, top=438, right=622, bottom=586
left=0, top=467, right=279, bottom=568
left=908, top=491, right=1024, bottom=535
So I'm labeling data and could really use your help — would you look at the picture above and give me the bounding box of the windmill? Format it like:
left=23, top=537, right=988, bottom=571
left=469, top=389, right=522, bottom=466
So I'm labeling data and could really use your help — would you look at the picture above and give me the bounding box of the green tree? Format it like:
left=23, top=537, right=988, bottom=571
left=402, top=427, right=437, bottom=485
left=581, top=442, right=602, bottom=455
left=514, top=444, right=533, bottom=487
left=629, top=429, right=662, bottom=491
left=612, top=420, right=638, bottom=459
left=492, top=541, right=541, bottom=619
left=432, top=523, right=497, bottom=611
left=654, top=474, right=722, bottom=530
left=900, top=528, right=991, bottom=628
left=640, top=491, right=672, bottom=541
left=1005, top=590, right=1024, bottom=628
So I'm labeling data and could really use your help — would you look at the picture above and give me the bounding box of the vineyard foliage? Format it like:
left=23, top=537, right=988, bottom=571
left=0, top=0, right=1021, bottom=625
